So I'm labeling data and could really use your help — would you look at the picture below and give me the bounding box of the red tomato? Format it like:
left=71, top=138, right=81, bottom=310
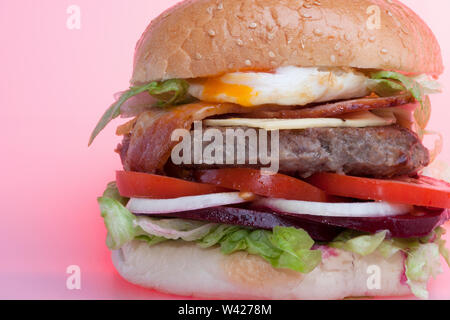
left=195, top=168, right=330, bottom=202
left=116, top=171, right=228, bottom=199
left=307, top=173, right=450, bottom=209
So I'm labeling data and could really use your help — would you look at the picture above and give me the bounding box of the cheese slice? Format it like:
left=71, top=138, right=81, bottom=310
left=203, top=111, right=396, bottom=131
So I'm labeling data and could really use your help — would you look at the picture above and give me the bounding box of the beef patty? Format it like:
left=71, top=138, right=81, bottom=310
left=119, top=125, right=429, bottom=178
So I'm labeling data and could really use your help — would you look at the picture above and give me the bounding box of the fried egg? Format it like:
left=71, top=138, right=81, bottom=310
left=188, top=66, right=370, bottom=107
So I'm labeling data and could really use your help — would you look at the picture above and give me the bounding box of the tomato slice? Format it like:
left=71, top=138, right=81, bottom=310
left=306, top=173, right=450, bottom=209
left=116, top=171, right=228, bottom=199
left=195, top=168, right=329, bottom=202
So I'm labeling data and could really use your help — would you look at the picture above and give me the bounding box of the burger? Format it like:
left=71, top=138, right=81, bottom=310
left=91, top=0, right=450, bottom=299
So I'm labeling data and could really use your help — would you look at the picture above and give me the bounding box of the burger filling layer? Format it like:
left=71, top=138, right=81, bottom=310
left=92, top=66, right=449, bottom=299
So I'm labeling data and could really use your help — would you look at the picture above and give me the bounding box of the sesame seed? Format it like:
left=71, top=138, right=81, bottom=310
left=381, top=48, right=388, bottom=54
left=268, top=33, right=275, bottom=40
left=302, top=13, right=312, bottom=18
left=236, top=39, right=244, bottom=46
left=313, top=28, right=323, bottom=36
left=249, top=22, right=257, bottom=29
left=369, top=36, right=376, bottom=42
left=330, top=55, right=336, bottom=63
left=206, top=7, right=213, bottom=14
left=217, top=3, right=223, bottom=10
left=245, top=60, right=252, bottom=66
left=387, top=11, right=393, bottom=17
left=208, top=29, right=216, bottom=37
left=269, top=51, right=276, bottom=58
left=195, top=53, right=203, bottom=60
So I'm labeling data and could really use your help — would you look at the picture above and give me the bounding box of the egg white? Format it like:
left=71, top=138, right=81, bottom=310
left=188, top=66, right=370, bottom=107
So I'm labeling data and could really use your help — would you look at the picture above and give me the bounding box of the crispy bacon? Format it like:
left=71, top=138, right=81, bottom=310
left=244, top=94, right=414, bottom=119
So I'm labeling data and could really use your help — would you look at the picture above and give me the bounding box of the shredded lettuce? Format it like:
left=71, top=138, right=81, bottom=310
left=413, top=74, right=443, bottom=95
left=329, top=230, right=388, bottom=256
left=406, top=243, right=442, bottom=299
left=197, top=225, right=242, bottom=248
left=89, top=79, right=190, bottom=146
left=329, top=228, right=449, bottom=299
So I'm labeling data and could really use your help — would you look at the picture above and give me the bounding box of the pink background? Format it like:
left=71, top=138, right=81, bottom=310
left=0, top=0, right=449, bottom=299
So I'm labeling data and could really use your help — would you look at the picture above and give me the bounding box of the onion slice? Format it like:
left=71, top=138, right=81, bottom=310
left=256, top=198, right=413, bottom=218
left=134, top=217, right=217, bottom=241
left=127, top=192, right=253, bottom=214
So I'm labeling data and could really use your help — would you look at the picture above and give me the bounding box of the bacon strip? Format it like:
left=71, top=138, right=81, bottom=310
left=244, top=94, right=414, bottom=119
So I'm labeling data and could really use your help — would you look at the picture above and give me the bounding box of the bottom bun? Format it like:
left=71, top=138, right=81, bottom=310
left=112, top=240, right=413, bottom=300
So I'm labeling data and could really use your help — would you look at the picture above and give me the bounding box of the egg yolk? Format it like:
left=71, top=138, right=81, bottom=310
left=199, top=77, right=257, bottom=107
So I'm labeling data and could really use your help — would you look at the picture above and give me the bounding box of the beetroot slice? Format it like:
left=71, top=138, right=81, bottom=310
left=144, top=206, right=343, bottom=241
left=142, top=206, right=449, bottom=241
left=278, top=208, right=449, bottom=239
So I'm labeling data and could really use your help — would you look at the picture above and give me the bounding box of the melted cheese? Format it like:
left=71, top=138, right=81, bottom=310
left=203, top=111, right=396, bottom=131
left=188, top=66, right=370, bottom=107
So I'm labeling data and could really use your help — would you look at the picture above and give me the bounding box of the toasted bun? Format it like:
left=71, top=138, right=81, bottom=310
left=131, top=0, right=443, bottom=84
left=112, top=240, right=413, bottom=299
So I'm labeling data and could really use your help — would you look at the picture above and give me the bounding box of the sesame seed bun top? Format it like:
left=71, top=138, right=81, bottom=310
left=131, top=0, right=443, bottom=84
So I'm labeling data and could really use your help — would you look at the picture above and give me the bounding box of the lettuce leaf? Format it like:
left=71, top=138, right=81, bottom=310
left=406, top=243, right=442, bottom=299
left=367, top=78, right=405, bottom=97
left=197, top=225, right=242, bottom=248
left=269, top=227, right=322, bottom=273
left=98, top=183, right=449, bottom=296
left=371, top=71, right=424, bottom=104
left=329, top=228, right=449, bottom=299
left=413, top=74, right=443, bottom=95
left=215, top=227, right=322, bottom=273
left=97, top=197, right=137, bottom=250
left=369, top=72, right=440, bottom=125
left=102, top=181, right=128, bottom=205
left=89, top=79, right=190, bottom=146
left=329, top=230, right=388, bottom=256
left=97, top=188, right=322, bottom=274
left=369, top=72, right=441, bottom=155
left=135, top=234, right=168, bottom=246
left=434, top=227, right=450, bottom=267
